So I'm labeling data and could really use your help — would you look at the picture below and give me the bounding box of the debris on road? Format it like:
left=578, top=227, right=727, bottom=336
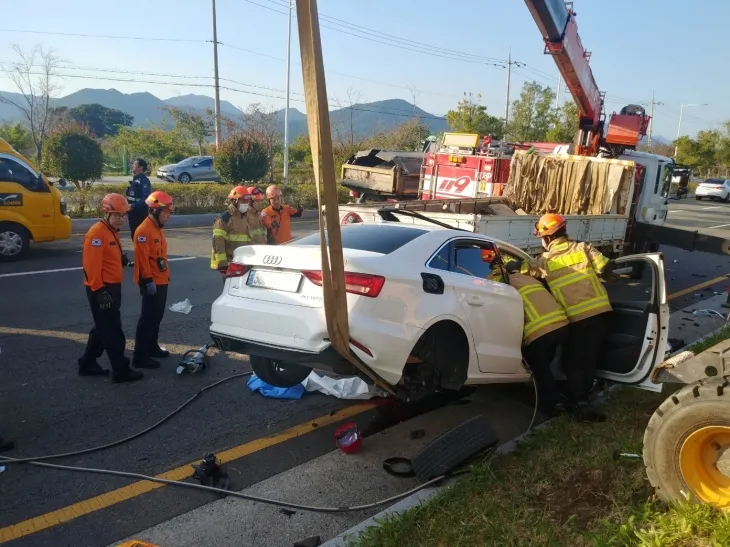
left=301, top=371, right=387, bottom=400
left=169, top=298, right=193, bottom=314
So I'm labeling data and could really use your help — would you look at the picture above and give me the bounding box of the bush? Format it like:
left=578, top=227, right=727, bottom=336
left=63, top=182, right=350, bottom=218
left=213, top=135, right=269, bottom=184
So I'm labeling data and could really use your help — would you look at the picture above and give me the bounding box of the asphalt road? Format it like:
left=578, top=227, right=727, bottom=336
left=1, top=202, right=730, bottom=546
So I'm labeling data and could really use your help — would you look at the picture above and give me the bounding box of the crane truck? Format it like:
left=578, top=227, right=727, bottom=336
left=333, top=0, right=730, bottom=512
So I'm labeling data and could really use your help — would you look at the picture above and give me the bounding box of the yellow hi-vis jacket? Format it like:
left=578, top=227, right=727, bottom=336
left=489, top=269, right=568, bottom=346
left=520, top=236, right=612, bottom=323
left=210, top=205, right=268, bottom=270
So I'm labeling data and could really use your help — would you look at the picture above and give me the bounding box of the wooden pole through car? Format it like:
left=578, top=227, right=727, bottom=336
left=295, top=0, right=395, bottom=396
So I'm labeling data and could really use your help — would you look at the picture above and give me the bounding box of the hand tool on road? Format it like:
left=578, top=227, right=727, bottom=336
left=176, top=344, right=211, bottom=375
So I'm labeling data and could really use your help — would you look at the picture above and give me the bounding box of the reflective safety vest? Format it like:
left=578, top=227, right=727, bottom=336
left=210, top=206, right=267, bottom=270
left=521, top=237, right=612, bottom=323
left=489, top=270, right=569, bottom=346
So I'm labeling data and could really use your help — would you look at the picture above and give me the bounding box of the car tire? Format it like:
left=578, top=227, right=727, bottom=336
left=644, top=376, right=730, bottom=509
left=0, top=222, right=30, bottom=262
left=696, top=196, right=702, bottom=200
left=249, top=355, right=313, bottom=388
left=724, top=193, right=730, bottom=203
left=411, top=415, right=499, bottom=483
left=178, top=173, right=192, bottom=184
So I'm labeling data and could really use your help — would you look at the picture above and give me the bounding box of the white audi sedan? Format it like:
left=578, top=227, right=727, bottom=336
left=210, top=222, right=669, bottom=400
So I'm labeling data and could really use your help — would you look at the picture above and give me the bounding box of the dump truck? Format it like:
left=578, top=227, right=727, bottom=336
left=340, top=149, right=424, bottom=202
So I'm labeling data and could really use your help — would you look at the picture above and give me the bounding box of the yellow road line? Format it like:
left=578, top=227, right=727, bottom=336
left=0, top=402, right=379, bottom=544
left=668, top=273, right=730, bottom=301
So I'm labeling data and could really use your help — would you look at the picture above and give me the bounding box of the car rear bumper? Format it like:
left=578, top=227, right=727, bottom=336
left=696, top=187, right=726, bottom=197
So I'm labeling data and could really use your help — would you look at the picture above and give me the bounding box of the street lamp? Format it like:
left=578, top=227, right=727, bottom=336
left=283, top=0, right=293, bottom=186
left=675, top=102, right=708, bottom=156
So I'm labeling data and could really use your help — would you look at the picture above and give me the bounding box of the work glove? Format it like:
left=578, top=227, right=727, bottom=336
left=121, top=252, right=134, bottom=268
left=600, top=259, right=618, bottom=280
left=95, top=290, right=114, bottom=311
left=145, top=281, right=157, bottom=296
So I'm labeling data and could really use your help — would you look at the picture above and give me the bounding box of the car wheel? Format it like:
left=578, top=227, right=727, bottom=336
left=178, top=173, right=192, bottom=184
left=411, top=415, right=499, bottom=483
left=0, top=223, right=30, bottom=262
left=644, top=376, right=730, bottom=509
left=249, top=355, right=313, bottom=388
left=724, top=193, right=730, bottom=203
left=696, top=196, right=703, bottom=200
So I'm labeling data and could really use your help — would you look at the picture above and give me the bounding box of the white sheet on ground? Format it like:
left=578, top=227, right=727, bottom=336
left=301, top=371, right=387, bottom=400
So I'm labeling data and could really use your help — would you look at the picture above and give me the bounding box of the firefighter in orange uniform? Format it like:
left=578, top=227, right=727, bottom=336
left=261, top=184, right=304, bottom=244
left=132, top=191, right=174, bottom=369
left=78, top=193, right=143, bottom=383
left=508, top=213, right=616, bottom=422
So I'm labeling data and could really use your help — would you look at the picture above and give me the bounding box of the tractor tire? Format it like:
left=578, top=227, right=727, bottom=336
left=411, top=415, right=499, bottom=483
left=643, top=376, right=730, bottom=509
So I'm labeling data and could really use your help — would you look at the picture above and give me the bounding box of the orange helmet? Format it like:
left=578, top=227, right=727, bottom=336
left=228, top=185, right=250, bottom=201
left=145, top=190, right=174, bottom=211
left=481, top=248, right=497, bottom=263
left=247, top=186, right=264, bottom=201
left=266, top=184, right=282, bottom=199
left=101, top=193, right=131, bottom=214
left=533, top=213, right=566, bottom=237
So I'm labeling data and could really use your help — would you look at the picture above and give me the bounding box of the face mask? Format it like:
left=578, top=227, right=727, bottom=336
left=238, top=204, right=249, bottom=214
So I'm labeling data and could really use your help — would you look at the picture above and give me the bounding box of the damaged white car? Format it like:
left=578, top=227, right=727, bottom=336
left=209, top=222, right=669, bottom=400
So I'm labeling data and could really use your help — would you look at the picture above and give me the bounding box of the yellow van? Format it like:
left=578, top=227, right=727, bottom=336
left=0, top=138, right=72, bottom=261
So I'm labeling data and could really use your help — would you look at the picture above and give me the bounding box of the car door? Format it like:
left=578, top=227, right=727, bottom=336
left=193, top=158, right=214, bottom=181
left=433, top=238, right=525, bottom=374
left=0, top=154, right=54, bottom=240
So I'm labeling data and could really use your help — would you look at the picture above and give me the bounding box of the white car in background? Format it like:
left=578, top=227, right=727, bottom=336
left=695, top=178, right=730, bottom=201
left=209, top=221, right=669, bottom=400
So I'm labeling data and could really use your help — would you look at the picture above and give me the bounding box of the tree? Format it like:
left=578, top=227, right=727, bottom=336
left=446, top=93, right=504, bottom=138
left=0, top=44, right=62, bottom=163
left=63, top=103, right=134, bottom=138
left=332, top=87, right=363, bottom=148
left=369, top=119, right=431, bottom=151
left=506, top=81, right=557, bottom=141
left=111, top=127, right=194, bottom=168
left=165, top=106, right=212, bottom=155
left=545, top=101, right=578, bottom=143
left=0, top=122, right=33, bottom=152
left=213, top=134, right=269, bottom=184
left=243, top=103, right=281, bottom=184
left=288, top=133, right=313, bottom=165
left=43, top=128, right=103, bottom=215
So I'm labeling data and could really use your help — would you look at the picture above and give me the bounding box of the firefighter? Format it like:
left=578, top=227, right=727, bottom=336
left=261, top=184, right=304, bottom=245
left=210, top=186, right=265, bottom=273
left=126, top=158, right=152, bottom=239
left=248, top=186, right=266, bottom=213
left=508, top=213, right=616, bottom=422
left=486, top=252, right=569, bottom=416
left=132, top=191, right=174, bottom=369
left=78, top=193, right=143, bottom=383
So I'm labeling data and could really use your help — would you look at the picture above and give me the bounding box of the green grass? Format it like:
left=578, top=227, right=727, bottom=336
left=687, top=324, right=730, bottom=354
left=348, top=388, right=730, bottom=547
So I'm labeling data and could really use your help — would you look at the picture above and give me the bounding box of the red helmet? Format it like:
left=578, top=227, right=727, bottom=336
left=533, top=213, right=566, bottom=237
left=266, top=184, right=282, bottom=199
left=145, top=190, right=174, bottom=211
left=247, top=186, right=264, bottom=201
left=101, top=193, right=130, bottom=214
left=228, top=185, right=250, bottom=201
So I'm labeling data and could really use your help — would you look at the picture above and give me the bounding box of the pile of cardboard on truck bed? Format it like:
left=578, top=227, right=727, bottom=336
left=502, top=151, right=634, bottom=216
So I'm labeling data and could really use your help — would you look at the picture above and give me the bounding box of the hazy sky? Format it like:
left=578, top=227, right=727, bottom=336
left=0, top=0, right=725, bottom=140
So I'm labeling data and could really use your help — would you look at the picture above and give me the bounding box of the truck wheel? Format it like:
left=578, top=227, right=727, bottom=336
left=643, top=376, right=730, bottom=509
left=411, top=415, right=499, bottom=483
left=0, top=223, right=30, bottom=262
left=249, top=355, right=312, bottom=388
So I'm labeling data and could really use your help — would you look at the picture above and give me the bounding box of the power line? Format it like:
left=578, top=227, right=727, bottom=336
left=0, top=28, right=208, bottom=44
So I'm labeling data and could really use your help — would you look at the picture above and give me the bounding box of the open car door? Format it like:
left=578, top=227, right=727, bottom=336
left=595, top=253, right=670, bottom=392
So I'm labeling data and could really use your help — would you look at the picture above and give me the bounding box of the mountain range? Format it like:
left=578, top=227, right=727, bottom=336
left=0, top=88, right=450, bottom=141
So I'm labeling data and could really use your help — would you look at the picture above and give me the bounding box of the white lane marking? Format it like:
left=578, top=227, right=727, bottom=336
left=702, top=206, right=723, bottom=210
left=0, top=256, right=198, bottom=278
left=708, top=223, right=730, bottom=229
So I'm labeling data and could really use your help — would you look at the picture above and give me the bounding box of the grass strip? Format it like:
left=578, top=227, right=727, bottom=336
left=349, top=387, right=730, bottom=547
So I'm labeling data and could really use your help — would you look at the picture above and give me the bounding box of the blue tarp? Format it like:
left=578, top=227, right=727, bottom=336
left=247, top=374, right=305, bottom=400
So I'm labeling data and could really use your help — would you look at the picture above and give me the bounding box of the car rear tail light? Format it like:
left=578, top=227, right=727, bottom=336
left=226, top=262, right=251, bottom=278
left=349, top=190, right=360, bottom=197
left=302, top=270, right=385, bottom=298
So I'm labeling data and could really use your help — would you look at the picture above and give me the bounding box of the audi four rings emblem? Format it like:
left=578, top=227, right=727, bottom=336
left=263, top=255, right=282, bottom=265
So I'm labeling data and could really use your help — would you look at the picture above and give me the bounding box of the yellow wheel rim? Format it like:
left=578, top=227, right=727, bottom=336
left=679, top=425, right=730, bottom=508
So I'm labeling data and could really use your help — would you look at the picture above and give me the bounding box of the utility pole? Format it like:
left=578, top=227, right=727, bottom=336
left=555, top=74, right=561, bottom=109
left=504, top=48, right=512, bottom=128
left=675, top=102, right=709, bottom=156
left=647, top=91, right=664, bottom=150
left=211, top=0, right=222, bottom=148
left=283, top=0, right=292, bottom=185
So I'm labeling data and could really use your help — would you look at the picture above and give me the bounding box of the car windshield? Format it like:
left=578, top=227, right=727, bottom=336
left=289, top=224, right=428, bottom=254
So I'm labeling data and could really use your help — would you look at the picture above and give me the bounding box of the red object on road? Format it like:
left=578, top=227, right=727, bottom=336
left=334, top=422, right=362, bottom=454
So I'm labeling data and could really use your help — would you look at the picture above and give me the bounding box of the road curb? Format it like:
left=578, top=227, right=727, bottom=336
left=70, top=210, right=320, bottom=234
left=321, top=322, right=724, bottom=547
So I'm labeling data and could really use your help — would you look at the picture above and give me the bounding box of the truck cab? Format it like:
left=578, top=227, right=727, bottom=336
left=0, top=138, right=72, bottom=261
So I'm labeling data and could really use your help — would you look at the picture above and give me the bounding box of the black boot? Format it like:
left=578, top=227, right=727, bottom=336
left=132, top=357, right=161, bottom=369
left=78, top=360, right=110, bottom=377
left=0, top=437, right=15, bottom=452
left=573, top=401, right=606, bottom=423
left=112, top=368, right=144, bottom=384
left=149, top=346, right=170, bottom=359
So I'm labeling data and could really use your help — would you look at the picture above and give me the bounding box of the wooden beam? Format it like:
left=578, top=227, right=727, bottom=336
left=295, top=0, right=395, bottom=395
